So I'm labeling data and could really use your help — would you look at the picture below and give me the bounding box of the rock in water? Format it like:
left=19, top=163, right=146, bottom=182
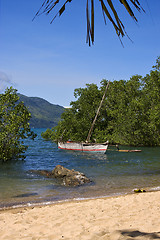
left=52, top=165, right=72, bottom=178
left=29, top=170, right=55, bottom=178
left=29, top=165, right=91, bottom=187
left=52, top=165, right=91, bottom=186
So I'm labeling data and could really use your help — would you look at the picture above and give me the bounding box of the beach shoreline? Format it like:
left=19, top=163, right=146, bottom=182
left=1, top=190, right=160, bottom=239
left=0, top=184, right=158, bottom=212
left=0, top=190, right=127, bottom=212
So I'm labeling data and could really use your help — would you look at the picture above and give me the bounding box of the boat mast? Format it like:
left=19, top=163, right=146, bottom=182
left=86, top=81, right=110, bottom=143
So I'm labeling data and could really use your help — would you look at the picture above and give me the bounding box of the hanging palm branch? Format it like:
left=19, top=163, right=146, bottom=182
left=34, top=0, right=144, bottom=46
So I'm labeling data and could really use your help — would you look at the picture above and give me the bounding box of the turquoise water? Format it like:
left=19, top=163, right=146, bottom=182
left=0, top=128, right=160, bottom=209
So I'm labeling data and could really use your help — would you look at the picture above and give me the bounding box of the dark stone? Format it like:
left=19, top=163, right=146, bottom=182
left=29, top=165, right=91, bottom=187
left=52, top=165, right=72, bottom=178
left=29, top=170, right=55, bottom=178
left=52, top=165, right=91, bottom=186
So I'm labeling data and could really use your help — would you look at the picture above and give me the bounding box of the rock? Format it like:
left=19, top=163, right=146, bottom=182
left=52, top=165, right=91, bottom=186
left=52, top=165, right=72, bottom=178
left=63, top=173, right=90, bottom=186
left=29, top=170, right=55, bottom=178
left=29, top=165, right=91, bottom=187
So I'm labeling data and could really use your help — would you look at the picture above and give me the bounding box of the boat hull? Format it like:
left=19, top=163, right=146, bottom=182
left=118, top=149, right=142, bottom=152
left=58, top=142, right=108, bottom=153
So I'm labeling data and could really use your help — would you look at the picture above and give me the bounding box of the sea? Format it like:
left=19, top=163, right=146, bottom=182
left=0, top=128, right=160, bottom=210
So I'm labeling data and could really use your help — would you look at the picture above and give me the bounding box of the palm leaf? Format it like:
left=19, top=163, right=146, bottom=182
left=59, top=4, right=65, bottom=16
left=120, top=0, right=138, bottom=21
left=99, top=0, right=123, bottom=37
left=107, top=0, right=125, bottom=36
left=86, top=0, right=94, bottom=45
left=86, top=0, right=91, bottom=45
left=91, top=0, right=94, bottom=43
left=34, top=0, right=144, bottom=45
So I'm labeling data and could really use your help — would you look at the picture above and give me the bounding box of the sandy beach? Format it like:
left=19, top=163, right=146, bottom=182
left=0, top=191, right=160, bottom=240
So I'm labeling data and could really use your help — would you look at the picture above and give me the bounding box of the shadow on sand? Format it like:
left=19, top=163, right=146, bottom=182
left=119, top=230, right=160, bottom=239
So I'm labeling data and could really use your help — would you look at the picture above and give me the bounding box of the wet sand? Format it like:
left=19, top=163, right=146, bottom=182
left=0, top=191, right=160, bottom=240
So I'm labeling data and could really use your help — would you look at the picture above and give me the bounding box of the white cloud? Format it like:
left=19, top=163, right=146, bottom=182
left=64, top=106, right=71, bottom=109
left=0, top=72, right=15, bottom=92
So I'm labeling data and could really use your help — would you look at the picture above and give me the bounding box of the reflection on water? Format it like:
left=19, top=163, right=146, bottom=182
left=0, top=128, right=160, bottom=208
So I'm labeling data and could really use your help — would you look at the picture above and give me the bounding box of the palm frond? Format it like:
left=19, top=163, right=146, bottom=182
left=34, top=0, right=144, bottom=45
left=91, top=0, right=94, bottom=43
left=86, top=0, right=95, bottom=45
left=120, top=0, right=138, bottom=21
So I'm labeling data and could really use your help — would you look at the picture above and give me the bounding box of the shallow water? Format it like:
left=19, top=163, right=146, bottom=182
left=0, top=128, right=160, bottom=209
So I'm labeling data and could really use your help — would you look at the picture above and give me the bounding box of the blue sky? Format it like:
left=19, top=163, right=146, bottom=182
left=0, top=0, right=160, bottom=107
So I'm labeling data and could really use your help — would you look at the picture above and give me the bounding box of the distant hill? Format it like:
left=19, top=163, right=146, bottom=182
left=18, top=94, right=65, bottom=128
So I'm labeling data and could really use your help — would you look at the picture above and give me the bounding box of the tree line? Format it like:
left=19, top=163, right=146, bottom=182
left=42, top=57, right=160, bottom=146
left=0, top=87, right=36, bottom=161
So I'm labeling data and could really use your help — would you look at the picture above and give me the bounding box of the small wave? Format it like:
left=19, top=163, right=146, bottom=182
left=0, top=191, right=127, bottom=211
left=0, top=199, right=69, bottom=211
left=149, top=186, right=160, bottom=191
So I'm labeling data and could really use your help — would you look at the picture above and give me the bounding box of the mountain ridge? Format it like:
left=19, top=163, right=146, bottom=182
left=18, top=93, right=65, bottom=128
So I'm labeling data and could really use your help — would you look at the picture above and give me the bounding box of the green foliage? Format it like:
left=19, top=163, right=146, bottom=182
left=42, top=57, right=160, bottom=146
left=41, top=128, right=56, bottom=141
left=42, top=81, right=111, bottom=143
left=141, top=61, right=160, bottom=145
left=0, top=87, right=37, bottom=161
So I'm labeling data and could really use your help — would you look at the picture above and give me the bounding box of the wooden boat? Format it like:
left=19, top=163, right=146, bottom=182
left=58, top=81, right=110, bottom=153
left=114, top=145, right=142, bottom=152
left=58, top=141, right=109, bottom=153
left=118, top=149, right=142, bottom=152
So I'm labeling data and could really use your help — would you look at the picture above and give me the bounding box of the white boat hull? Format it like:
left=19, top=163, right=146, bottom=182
left=58, top=142, right=108, bottom=153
